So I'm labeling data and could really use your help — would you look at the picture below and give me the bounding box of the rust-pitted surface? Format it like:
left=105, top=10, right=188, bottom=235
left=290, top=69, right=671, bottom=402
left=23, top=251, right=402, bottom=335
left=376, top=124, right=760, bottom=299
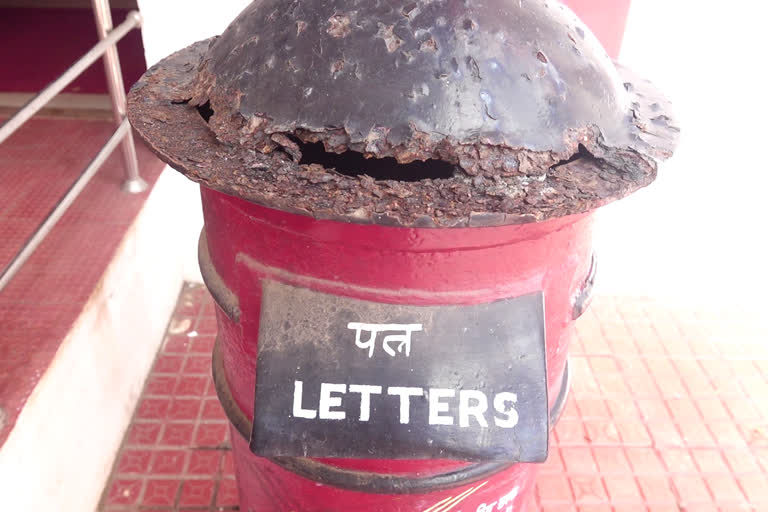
left=192, top=0, right=632, bottom=159
left=127, top=0, right=679, bottom=228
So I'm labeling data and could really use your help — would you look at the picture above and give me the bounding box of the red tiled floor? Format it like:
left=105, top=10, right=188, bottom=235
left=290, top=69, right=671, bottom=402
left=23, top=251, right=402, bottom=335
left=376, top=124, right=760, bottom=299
left=0, top=117, right=164, bottom=446
left=99, top=284, right=233, bottom=512
left=98, top=285, right=768, bottom=511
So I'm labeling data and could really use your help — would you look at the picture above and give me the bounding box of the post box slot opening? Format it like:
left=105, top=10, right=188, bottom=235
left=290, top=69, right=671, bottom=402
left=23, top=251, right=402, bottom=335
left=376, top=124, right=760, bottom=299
left=191, top=93, right=607, bottom=187
left=194, top=100, right=457, bottom=181
left=295, top=139, right=458, bottom=182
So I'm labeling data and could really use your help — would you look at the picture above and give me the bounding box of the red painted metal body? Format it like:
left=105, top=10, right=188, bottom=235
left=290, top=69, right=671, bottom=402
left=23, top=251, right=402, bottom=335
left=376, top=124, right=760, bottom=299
left=202, top=187, right=594, bottom=511
left=229, top=431, right=540, bottom=512
left=565, top=0, right=632, bottom=59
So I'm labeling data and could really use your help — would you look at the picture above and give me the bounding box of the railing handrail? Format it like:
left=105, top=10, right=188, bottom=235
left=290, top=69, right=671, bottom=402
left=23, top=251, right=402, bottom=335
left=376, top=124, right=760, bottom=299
left=0, top=4, right=146, bottom=294
left=0, top=120, right=133, bottom=292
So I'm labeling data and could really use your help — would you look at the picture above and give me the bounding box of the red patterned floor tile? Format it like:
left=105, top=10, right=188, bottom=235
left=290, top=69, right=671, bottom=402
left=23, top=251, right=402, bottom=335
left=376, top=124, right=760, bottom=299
left=575, top=506, right=612, bottom=512
left=635, top=398, right=672, bottom=421
left=717, top=421, right=752, bottom=448
left=575, top=398, right=609, bottom=419
left=179, top=479, right=215, bottom=507
left=559, top=396, right=581, bottom=421
left=142, top=478, right=180, bottom=507
left=176, top=375, right=208, bottom=397
left=146, top=375, right=178, bottom=396
left=722, top=448, right=762, bottom=475
left=569, top=475, right=608, bottom=504
left=537, top=474, right=574, bottom=504
left=183, top=354, right=212, bottom=375
left=561, top=447, right=598, bottom=474
left=125, top=422, right=162, bottom=446
left=602, top=475, right=643, bottom=504
left=196, top=315, right=219, bottom=335
left=583, top=420, right=621, bottom=445
left=605, top=396, right=641, bottom=420
left=695, top=397, right=731, bottom=422
left=614, top=421, right=652, bottom=446
left=691, top=449, right=730, bottom=474
left=116, top=449, right=152, bottom=474
left=154, top=354, right=185, bottom=374
left=737, top=473, right=768, bottom=504
left=540, top=449, right=566, bottom=474
left=635, top=475, right=677, bottom=505
left=201, top=398, right=227, bottom=421
left=190, top=336, right=217, bottom=354
left=195, top=423, right=228, bottom=448
left=136, top=397, right=171, bottom=420
left=161, top=423, right=196, bottom=446
left=174, top=295, right=202, bottom=318
left=167, top=398, right=202, bottom=420
left=647, top=419, right=684, bottom=448
left=725, top=398, right=762, bottom=423
left=104, top=478, right=143, bottom=506
left=167, top=316, right=196, bottom=337
left=647, top=360, right=688, bottom=398
left=660, top=449, right=698, bottom=474
left=672, top=474, right=712, bottom=505
left=541, top=505, right=578, bottom=512
left=164, top=335, right=191, bottom=354
left=150, top=450, right=188, bottom=475
left=590, top=358, right=630, bottom=396
left=704, top=475, right=746, bottom=504
left=754, top=447, right=768, bottom=473
left=187, top=449, right=222, bottom=475
left=674, top=360, right=716, bottom=395
left=592, top=447, right=631, bottom=474
left=555, top=419, right=589, bottom=445
left=624, top=447, right=665, bottom=475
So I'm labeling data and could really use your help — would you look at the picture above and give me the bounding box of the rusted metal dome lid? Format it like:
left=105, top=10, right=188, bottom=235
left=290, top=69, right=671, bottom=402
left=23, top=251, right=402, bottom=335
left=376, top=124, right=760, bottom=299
left=128, top=0, right=679, bottom=227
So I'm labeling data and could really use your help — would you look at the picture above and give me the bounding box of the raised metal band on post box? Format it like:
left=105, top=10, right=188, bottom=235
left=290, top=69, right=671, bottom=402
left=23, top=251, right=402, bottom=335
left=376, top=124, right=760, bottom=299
left=199, top=229, right=597, bottom=325
left=197, top=230, right=240, bottom=322
left=211, top=337, right=571, bottom=495
left=572, top=254, right=597, bottom=320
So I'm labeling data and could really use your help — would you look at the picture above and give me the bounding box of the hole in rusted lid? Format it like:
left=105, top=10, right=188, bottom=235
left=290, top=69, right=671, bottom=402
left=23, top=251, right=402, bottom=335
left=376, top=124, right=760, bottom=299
left=296, top=140, right=458, bottom=182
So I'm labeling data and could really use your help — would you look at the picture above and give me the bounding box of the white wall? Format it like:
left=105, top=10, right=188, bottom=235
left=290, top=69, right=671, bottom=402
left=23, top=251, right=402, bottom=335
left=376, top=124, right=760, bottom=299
left=135, top=0, right=254, bottom=282
left=137, top=0, right=251, bottom=66
left=596, top=0, right=767, bottom=311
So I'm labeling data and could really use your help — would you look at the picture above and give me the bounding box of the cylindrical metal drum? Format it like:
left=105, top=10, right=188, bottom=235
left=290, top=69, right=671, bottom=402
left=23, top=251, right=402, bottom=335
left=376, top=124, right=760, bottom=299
left=201, top=188, right=594, bottom=510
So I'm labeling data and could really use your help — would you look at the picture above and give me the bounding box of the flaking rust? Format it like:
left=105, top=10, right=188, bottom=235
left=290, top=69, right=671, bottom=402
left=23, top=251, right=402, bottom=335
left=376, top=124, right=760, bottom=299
left=128, top=0, right=679, bottom=227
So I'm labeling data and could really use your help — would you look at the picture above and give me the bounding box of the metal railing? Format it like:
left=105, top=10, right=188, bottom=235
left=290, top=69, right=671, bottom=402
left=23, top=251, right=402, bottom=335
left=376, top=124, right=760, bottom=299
left=0, top=1, right=146, bottom=293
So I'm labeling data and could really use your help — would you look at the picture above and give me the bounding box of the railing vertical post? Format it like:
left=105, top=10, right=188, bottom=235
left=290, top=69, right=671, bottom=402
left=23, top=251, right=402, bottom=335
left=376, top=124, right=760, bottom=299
left=91, top=0, right=148, bottom=193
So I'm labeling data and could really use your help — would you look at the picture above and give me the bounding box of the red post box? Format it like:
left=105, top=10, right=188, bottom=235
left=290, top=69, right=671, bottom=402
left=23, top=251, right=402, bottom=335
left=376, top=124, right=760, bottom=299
left=128, top=1, right=677, bottom=510
left=563, top=0, right=633, bottom=59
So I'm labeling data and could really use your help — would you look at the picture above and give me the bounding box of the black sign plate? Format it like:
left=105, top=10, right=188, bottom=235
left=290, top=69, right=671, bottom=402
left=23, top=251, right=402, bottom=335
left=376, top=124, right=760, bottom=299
left=250, top=280, right=548, bottom=462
